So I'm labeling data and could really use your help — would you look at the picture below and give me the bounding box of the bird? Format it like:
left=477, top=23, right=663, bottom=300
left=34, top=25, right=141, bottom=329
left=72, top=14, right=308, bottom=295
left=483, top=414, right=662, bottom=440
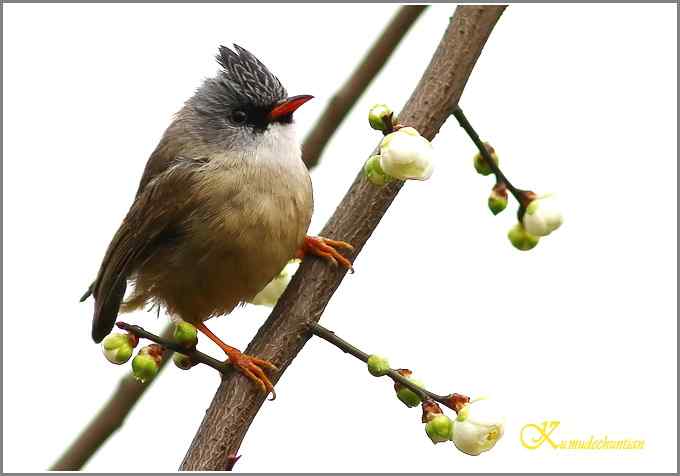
left=82, top=44, right=353, bottom=395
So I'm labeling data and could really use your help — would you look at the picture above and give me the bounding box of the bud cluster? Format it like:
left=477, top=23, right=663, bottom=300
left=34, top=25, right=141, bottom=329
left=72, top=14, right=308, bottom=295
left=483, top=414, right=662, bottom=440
left=418, top=397, right=504, bottom=455
left=468, top=141, right=563, bottom=250
left=364, top=105, right=435, bottom=184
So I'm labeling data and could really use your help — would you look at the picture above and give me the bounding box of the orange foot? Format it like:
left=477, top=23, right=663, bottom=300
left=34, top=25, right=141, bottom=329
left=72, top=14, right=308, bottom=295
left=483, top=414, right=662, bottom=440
left=296, top=235, right=355, bottom=271
left=197, top=322, right=278, bottom=399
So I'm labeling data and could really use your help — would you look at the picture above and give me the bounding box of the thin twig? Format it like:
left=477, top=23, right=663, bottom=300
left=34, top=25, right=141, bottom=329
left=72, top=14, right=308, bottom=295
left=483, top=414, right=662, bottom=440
left=115, top=322, right=228, bottom=372
left=452, top=106, right=532, bottom=210
left=302, top=5, right=427, bottom=168
left=180, top=6, right=506, bottom=470
left=310, top=323, right=465, bottom=410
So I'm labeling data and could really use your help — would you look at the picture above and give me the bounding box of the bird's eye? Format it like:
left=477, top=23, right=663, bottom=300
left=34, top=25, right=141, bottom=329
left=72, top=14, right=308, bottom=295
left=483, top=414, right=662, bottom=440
left=231, top=110, right=247, bottom=124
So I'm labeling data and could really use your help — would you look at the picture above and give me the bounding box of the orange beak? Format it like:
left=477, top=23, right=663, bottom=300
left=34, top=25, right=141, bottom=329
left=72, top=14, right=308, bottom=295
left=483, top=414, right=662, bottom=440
left=267, top=95, right=314, bottom=122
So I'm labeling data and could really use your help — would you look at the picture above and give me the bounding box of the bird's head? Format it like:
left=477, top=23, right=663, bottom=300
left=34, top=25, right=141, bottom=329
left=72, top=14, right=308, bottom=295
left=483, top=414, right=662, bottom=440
left=184, top=44, right=313, bottom=146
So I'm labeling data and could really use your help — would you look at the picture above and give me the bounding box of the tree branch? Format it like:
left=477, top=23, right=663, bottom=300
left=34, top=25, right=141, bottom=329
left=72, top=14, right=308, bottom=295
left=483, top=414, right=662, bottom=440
left=51, top=7, right=426, bottom=471
left=302, top=5, right=427, bottom=168
left=180, top=5, right=506, bottom=471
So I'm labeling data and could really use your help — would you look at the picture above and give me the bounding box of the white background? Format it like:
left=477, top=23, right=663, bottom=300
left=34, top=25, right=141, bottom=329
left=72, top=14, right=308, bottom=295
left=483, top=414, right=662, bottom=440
left=3, top=3, right=677, bottom=473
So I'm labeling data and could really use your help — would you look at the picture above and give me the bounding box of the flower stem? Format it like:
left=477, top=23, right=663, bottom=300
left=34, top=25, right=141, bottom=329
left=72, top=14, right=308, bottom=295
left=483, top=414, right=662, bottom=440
left=452, top=106, right=532, bottom=211
left=310, top=323, right=466, bottom=412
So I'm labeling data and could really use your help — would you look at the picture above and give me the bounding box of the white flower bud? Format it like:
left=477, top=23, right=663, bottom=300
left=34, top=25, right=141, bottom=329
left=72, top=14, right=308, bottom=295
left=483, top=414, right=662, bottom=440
left=249, top=260, right=300, bottom=307
left=451, top=399, right=504, bottom=456
left=379, top=127, right=434, bottom=181
left=522, top=194, right=563, bottom=237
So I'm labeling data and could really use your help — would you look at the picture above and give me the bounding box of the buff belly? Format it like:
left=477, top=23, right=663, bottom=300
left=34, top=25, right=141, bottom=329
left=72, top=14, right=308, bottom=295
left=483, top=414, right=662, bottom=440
left=124, top=155, right=313, bottom=324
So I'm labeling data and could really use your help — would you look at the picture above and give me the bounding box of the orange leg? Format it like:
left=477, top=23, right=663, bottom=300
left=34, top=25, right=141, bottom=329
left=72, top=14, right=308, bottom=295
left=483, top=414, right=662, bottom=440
left=197, top=322, right=278, bottom=399
left=296, top=235, right=354, bottom=271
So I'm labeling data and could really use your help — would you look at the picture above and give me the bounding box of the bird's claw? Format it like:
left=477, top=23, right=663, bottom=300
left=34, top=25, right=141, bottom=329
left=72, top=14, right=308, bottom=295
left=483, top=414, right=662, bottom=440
left=228, top=352, right=278, bottom=400
left=298, top=235, right=354, bottom=272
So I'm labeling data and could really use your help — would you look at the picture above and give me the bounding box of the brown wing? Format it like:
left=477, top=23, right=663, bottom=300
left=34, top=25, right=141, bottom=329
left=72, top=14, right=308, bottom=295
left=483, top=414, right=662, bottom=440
left=80, top=137, right=178, bottom=303
left=89, top=156, right=201, bottom=342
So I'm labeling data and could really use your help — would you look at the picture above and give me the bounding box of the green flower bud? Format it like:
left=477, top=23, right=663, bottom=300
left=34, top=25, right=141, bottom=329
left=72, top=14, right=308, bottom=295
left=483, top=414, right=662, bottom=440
left=456, top=403, right=470, bottom=421
left=397, top=386, right=422, bottom=407
left=507, top=223, right=539, bottom=251
left=173, top=321, right=198, bottom=348
left=132, top=345, right=162, bottom=383
left=363, top=154, right=393, bottom=186
left=366, top=354, right=390, bottom=377
left=368, top=104, right=394, bottom=132
left=101, top=332, right=136, bottom=365
left=473, top=143, right=498, bottom=176
left=173, top=352, right=195, bottom=370
left=394, top=370, right=424, bottom=407
left=488, top=184, right=508, bottom=215
left=425, top=415, right=454, bottom=444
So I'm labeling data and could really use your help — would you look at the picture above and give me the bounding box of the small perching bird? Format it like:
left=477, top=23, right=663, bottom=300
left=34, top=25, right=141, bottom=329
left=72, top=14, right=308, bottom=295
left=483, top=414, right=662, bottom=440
left=82, top=45, right=353, bottom=395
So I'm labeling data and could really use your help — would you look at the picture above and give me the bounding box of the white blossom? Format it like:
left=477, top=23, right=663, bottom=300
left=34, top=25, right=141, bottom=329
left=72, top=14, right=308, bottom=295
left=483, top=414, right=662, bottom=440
left=452, top=399, right=504, bottom=456
left=522, top=194, right=563, bottom=237
left=379, top=127, right=434, bottom=181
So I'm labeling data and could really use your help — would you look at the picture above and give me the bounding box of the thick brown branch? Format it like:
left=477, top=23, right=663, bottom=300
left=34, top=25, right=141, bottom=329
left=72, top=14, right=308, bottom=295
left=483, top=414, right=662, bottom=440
left=302, top=5, right=427, bottom=168
left=180, top=5, right=506, bottom=471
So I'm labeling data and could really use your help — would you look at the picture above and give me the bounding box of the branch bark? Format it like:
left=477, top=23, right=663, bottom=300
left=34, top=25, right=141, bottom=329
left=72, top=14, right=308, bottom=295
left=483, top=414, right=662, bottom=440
left=50, top=7, right=426, bottom=471
left=180, top=5, right=506, bottom=471
left=302, top=5, right=427, bottom=168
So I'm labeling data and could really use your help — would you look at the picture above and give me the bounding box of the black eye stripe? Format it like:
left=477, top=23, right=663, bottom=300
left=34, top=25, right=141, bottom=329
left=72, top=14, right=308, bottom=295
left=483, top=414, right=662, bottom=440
left=228, top=105, right=293, bottom=131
